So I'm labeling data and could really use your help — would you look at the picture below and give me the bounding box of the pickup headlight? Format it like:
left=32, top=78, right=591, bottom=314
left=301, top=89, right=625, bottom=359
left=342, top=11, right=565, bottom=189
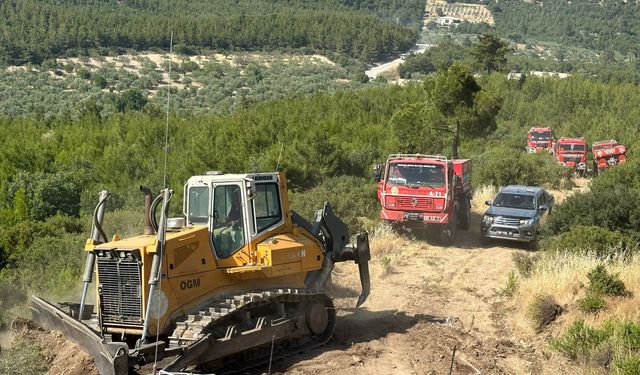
left=483, top=215, right=493, bottom=224
left=519, top=218, right=534, bottom=226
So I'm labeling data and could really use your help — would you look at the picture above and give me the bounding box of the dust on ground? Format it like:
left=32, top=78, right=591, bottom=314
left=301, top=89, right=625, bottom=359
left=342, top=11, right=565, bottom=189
left=270, top=219, right=580, bottom=375
left=7, top=318, right=98, bottom=375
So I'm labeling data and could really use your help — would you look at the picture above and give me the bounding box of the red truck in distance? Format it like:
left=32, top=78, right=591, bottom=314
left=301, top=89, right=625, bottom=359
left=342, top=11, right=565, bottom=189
left=374, top=154, right=472, bottom=245
left=592, top=139, right=627, bottom=174
left=527, top=127, right=554, bottom=153
left=554, top=137, right=588, bottom=176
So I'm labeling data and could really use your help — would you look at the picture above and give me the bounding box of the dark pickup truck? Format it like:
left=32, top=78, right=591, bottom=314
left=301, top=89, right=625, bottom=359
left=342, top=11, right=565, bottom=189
left=481, top=185, right=554, bottom=245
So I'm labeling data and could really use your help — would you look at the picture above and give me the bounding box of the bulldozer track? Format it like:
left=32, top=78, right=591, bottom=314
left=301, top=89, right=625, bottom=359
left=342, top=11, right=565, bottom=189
left=166, top=288, right=336, bottom=373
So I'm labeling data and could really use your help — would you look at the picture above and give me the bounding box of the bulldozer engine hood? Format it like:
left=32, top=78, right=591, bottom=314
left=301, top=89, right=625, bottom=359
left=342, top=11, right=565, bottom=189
left=90, top=225, right=207, bottom=254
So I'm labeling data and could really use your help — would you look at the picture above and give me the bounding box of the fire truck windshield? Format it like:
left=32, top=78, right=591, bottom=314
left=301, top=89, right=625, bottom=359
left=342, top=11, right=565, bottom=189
left=387, top=163, right=444, bottom=187
left=559, top=144, right=585, bottom=152
left=530, top=131, right=551, bottom=141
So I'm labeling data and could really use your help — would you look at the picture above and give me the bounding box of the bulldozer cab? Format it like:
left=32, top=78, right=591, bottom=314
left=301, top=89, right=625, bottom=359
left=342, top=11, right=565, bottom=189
left=184, top=172, right=288, bottom=268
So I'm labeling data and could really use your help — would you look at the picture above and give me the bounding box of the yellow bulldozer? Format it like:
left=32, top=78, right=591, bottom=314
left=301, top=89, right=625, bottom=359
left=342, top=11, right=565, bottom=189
left=31, top=171, right=370, bottom=374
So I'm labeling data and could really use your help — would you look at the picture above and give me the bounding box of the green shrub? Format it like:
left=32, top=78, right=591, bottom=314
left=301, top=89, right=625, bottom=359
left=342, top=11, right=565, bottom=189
left=616, top=356, right=640, bottom=375
left=576, top=293, right=606, bottom=313
left=512, top=252, right=539, bottom=278
left=503, top=270, right=518, bottom=296
left=552, top=320, right=640, bottom=369
left=544, top=189, right=640, bottom=238
left=289, top=176, right=378, bottom=233
left=473, top=145, right=564, bottom=188
left=527, top=294, right=562, bottom=332
left=541, top=225, right=637, bottom=259
left=587, top=265, right=627, bottom=297
left=550, top=319, right=610, bottom=360
left=0, top=333, right=48, bottom=375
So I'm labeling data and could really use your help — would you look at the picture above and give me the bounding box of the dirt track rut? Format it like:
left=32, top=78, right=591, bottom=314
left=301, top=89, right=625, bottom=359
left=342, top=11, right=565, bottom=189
left=272, top=220, right=579, bottom=375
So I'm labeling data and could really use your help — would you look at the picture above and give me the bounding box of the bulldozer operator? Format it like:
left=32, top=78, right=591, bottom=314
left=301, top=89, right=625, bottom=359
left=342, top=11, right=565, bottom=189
left=213, top=186, right=245, bottom=258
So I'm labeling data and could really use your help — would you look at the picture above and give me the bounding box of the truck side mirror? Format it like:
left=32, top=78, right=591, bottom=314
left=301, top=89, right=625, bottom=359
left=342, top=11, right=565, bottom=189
left=373, top=164, right=382, bottom=182
left=539, top=205, right=549, bottom=211
left=485, top=200, right=492, bottom=206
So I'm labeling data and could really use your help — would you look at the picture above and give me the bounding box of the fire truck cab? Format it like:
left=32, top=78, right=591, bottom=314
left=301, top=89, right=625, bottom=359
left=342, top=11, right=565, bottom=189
left=527, top=127, right=554, bottom=153
left=554, top=137, right=588, bottom=176
left=374, top=154, right=472, bottom=245
left=592, top=139, right=627, bottom=174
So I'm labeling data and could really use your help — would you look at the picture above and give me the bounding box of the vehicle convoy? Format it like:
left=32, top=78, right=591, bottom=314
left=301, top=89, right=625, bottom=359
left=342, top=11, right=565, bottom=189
left=481, top=185, right=554, bottom=245
left=554, top=137, right=588, bottom=176
left=592, top=139, right=627, bottom=174
left=526, top=127, right=554, bottom=153
left=31, top=171, right=371, bottom=375
left=374, top=154, right=472, bottom=245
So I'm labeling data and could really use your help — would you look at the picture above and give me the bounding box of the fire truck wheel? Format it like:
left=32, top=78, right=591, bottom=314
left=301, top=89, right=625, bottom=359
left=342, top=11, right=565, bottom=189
left=440, top=221, right=456, bottom=246
left=459, top=198, right=471, bottom=230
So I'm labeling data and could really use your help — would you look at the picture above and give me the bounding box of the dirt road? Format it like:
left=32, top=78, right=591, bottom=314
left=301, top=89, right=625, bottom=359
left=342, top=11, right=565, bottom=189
left=272, top=220, right=580, bottom=375
left=365, top=44, right=431, bottom=79
left=8, top=183, right=588, bottom=374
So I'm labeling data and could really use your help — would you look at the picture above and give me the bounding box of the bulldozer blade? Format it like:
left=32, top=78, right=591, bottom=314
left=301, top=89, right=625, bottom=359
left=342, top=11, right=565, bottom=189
left=31, top=296, right=129, bottom=375
left=353, top=233, right=371, bottom=308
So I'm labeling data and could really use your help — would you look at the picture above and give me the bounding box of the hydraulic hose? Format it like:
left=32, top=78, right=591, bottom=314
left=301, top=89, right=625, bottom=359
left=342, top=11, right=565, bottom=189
left=79, top=190, right=110, bottom=320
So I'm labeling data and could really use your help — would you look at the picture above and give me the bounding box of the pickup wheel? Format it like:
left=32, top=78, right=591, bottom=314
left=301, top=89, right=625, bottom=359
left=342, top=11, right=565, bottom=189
left=480, top=234, right=490, bottom=246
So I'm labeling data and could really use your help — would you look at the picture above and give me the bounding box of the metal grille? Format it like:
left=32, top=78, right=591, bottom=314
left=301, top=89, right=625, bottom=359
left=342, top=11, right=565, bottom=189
left=397, top=197, right=433, bottom=210
left=562, top=155, right=582, bottom=162
left=96, top=251, right=143, bottom=324
left=494, top=216, right=520, bottom=226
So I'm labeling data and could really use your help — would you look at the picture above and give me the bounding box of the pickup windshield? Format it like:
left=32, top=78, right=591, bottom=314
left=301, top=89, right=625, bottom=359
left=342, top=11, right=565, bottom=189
left=493, top=193, right=536, bottom=210
left=387, top=163, right=444, bottom=187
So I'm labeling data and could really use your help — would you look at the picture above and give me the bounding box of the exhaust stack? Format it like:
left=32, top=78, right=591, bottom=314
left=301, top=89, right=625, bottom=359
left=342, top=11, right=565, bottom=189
left=140, top=186, right=154, bottom=235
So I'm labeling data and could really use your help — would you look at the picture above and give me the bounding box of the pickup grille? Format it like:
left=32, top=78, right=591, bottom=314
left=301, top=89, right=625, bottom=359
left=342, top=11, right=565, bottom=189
left=96, top=250, right=143, bottom=324
left=397, top=197, right=434, bottom=210
left=494, top=216, right=520, bottom=226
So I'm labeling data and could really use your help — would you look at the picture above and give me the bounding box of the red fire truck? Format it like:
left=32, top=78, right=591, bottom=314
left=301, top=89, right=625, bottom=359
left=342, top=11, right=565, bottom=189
left=374, top=154, right=472, bottom=245
left=592, top=139, right=627, bottom=174
left=527, top=127, right=554, bottom=153
left=554, top=137, right=588, bottom=176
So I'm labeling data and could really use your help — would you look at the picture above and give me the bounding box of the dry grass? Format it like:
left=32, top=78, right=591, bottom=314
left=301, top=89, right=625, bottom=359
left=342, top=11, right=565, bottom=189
left=368, top=223, right=415, bottom=257
left=513, top=252, right=640, bottom=332
left=367, top=223, right=425, bottom=275
left=471, top=185, right=498, bottom=214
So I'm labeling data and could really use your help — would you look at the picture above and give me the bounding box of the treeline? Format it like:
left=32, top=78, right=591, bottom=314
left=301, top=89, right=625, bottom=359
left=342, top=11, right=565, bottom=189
left=2, top=73, right=640, bottom=225
left=3, top=67, right=640, bottom=324
left=401, top=36, right=640, bottom=84
left=487, top=0, right=640, bottom=57
left=0, top=0, right=418, bottom=65
left=272, top=0, right=426, bottom=26
left=0, top=53, right=370, bottom=120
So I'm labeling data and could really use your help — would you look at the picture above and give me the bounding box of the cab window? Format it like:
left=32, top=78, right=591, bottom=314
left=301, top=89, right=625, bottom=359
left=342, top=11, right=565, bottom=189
left=254, top=183, right=282, bottom=232
left=212, top=185, right=246, bottom=258
left=538, top=193, right=546, bottom=208
left=188, top=186, right=209, bottom=224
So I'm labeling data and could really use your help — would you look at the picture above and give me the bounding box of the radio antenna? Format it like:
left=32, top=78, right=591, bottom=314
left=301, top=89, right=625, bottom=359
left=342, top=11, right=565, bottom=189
left=163, top=30, right=174, bottom=189
left=275, top=140, right=284, bottom=171
left=154, top=30, right=173, bottom=372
